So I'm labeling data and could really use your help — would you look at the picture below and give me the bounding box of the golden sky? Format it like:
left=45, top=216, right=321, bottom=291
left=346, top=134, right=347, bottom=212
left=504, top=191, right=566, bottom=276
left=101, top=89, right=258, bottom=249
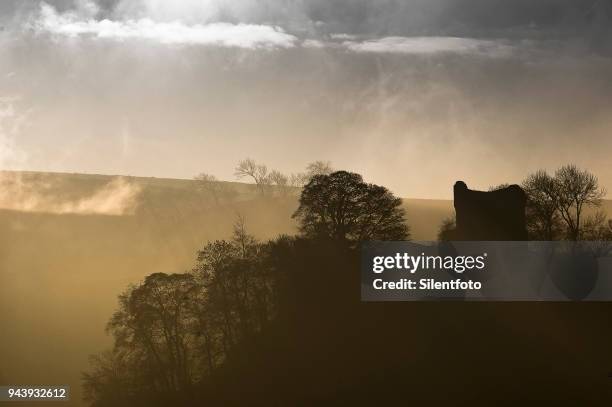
left=0, top=0, right=611, bottom=198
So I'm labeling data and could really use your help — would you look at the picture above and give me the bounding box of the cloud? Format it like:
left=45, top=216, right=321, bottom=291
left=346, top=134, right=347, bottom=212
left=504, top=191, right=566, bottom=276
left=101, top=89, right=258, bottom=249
left=344, top=36, right=514, bottom=56
left=33, top=3, right=297, bottom=49
left=302, top=39, right=326, bottom=48
left=330, top=33, right=359, bottom=40
left=299, top=34, right=519, bottom=57
left=0, top=174, right=142, bottom=215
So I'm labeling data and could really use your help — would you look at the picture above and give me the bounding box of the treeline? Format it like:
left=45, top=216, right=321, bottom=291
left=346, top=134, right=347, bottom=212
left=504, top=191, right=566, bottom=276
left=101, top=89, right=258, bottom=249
left=523, top=165, right=610, bottom=241
left=194, top=159, right=333, bottom=204
left=82, top=220, right=281, bottom=405
left=82, top=170, right=408, bottom=406
left=439, top=164, right=612, bottom=243
left=83, top=165, right=612, bottom=406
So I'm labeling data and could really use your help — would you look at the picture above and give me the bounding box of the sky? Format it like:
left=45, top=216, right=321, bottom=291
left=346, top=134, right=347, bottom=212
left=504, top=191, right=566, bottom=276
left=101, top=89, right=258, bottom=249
left=0, top=0, right=611, bottom=198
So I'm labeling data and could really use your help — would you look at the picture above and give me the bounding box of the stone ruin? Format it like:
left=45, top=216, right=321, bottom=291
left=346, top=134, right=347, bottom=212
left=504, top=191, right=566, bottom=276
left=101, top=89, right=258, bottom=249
left=452, top=181, right=528, bottom=241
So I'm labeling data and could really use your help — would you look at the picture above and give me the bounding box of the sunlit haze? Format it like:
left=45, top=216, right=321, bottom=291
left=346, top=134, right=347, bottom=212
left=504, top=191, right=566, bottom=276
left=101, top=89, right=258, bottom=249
left=0, top=1, right=611, bottom=197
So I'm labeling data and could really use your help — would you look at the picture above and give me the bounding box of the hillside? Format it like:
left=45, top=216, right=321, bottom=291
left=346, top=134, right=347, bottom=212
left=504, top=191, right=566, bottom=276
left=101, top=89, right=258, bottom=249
left=0, top=171, right=453, bottom=406
left=0, top=170, right=611, bottom=406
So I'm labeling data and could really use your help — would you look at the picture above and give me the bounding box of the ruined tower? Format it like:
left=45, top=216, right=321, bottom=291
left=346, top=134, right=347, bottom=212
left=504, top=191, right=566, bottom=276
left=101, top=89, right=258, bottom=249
left=453, top=181, right=528, bottom=241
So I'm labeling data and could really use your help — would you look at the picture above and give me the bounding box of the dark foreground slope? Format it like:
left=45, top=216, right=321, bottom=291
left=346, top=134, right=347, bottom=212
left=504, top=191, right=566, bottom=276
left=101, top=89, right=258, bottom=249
left=200, top=241, right=612, bottom=405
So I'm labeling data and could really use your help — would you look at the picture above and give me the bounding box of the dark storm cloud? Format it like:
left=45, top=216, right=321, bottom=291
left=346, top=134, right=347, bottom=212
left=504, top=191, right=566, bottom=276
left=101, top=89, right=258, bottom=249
left=10, top=0, right=609, bottom=56
left=3, top=1, right=610, bottom=37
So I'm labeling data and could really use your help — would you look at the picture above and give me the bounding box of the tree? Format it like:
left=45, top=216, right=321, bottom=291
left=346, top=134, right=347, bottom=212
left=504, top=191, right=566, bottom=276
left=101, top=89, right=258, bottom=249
left=437, top=217, right=456, bottom=241
left=105, top=273, right=204, bottom=394
left=268, top=170, right=290, bottom=197
left=234, top=158, right=271, bottom=196
left=553, top=165, right=605, bottom=240
left=193, top=217, right=275, bottom=353
left=84, top=217, right=280, bottom=406
left=289, top=161, right=334, bottom=190
left=82, top=351, right=134, bottom=407
left=580, top=211, right=612, bottom=255
left=520, top=166, right=609, bottom=241
left=522, top=170, right=563, bottom=240
left=305, top=161, right=333, bottom=178
left=289, top=172, right=309, bottom=189
left=194, top=173, right=235, bottom=205
left=292, top=171, right=410, bottom=243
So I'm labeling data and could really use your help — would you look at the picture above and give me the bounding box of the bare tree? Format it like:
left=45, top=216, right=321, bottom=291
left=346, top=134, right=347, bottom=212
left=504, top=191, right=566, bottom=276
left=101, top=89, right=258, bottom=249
left=268, top=170, right=290, bottom=196
left=194, top=173, right=235, bottom=205
left=289, top=172, right=309, bottom=189
left=581, top=211, right=612, bottom=255
left=287, top=161, right=334, bottom=192
left=106, top=273, right=204, bottom=393
left=554, top=165, right=606, bottom=240
left=305, top=160, right=333, bottom=179
left=522, top=170, right=563, bottom=240
left=234, top=158, right=271, bottom=196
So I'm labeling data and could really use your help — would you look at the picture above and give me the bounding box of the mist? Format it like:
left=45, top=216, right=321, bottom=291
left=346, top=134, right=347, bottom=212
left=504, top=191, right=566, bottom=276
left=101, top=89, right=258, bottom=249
left=0, top=172, right=141, bottom=215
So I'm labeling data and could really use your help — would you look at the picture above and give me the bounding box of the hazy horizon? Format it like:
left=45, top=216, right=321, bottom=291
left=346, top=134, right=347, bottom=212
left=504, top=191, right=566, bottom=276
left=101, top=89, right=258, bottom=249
left=1, top=0, right=611, bottom=199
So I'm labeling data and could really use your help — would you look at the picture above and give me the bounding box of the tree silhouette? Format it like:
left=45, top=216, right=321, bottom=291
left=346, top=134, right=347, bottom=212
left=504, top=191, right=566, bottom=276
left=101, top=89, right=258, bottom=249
left=554, top=164, right=605, bottom=240
left=520, top=165, right=608, bottom=241
left=106, top=272, right=202, bottom=393
left=84, top=217, right=279, bottom=406
left=234, top=158, right=271, bottom=196
left=292, top=171, right=409, bottom=243
left=305, top=160, right=333, bottom=178
left=437, top=216, right=456, bottom=241
left=522, top=170, right=563, bottom=240
left=191, top=216, right=277, bottom=367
